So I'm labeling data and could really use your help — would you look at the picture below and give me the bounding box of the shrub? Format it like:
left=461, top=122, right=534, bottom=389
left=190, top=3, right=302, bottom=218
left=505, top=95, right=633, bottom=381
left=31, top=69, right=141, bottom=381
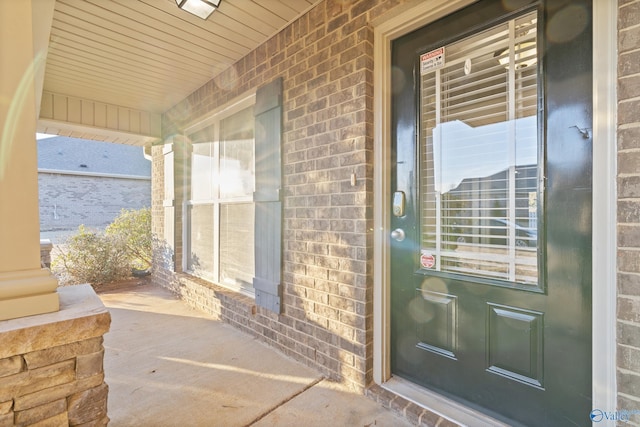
left=53, top=225, right=131, bottom=286
left=106, top=207, right=152, bottom=270
left=52, top=208, right=152, bottom=286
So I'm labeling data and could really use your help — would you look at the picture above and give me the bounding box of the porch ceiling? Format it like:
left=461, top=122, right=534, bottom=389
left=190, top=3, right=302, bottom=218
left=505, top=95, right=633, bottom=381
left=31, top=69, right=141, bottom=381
left=38, top=0, right=320, bottom=144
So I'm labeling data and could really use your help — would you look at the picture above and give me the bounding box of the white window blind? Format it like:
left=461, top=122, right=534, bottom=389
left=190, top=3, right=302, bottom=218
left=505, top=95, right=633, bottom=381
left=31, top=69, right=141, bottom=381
left=420, top=12, right=539, bottom=285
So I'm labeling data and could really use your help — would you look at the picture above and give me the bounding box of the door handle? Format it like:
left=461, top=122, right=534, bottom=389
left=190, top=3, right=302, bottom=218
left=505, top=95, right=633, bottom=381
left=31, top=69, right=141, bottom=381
left=391, top=228, right=406, bottom=242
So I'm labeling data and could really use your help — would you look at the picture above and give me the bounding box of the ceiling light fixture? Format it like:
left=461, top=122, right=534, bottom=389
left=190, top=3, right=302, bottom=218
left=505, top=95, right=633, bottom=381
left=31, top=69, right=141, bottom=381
left=495, top=42, right=537, bottom=70
left=176, top=0, right=221, bottom=20
left=494, top=21, right=537, bottom=71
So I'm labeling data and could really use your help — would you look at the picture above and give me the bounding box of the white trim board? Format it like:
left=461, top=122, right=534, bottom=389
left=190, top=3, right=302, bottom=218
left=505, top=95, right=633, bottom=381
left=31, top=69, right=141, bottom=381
left=591, top=0, right=618, bottom=418
left=38, top=168, right=150, bottom=180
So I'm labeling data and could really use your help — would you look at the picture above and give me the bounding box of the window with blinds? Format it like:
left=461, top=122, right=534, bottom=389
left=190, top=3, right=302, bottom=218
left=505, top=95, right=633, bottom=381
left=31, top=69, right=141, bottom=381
left=185, top=104, right=256, bottom=295
left=419, top=11, right=539, bottom=285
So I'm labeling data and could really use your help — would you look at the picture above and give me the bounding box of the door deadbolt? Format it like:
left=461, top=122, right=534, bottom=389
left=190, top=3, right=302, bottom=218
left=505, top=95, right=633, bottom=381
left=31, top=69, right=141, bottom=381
left=392, top=191, right=405, bottom=217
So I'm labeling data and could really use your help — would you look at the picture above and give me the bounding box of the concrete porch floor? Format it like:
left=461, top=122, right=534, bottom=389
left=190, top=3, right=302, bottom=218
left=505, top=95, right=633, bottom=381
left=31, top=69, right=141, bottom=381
left=99, top=284, right=412, bottom=427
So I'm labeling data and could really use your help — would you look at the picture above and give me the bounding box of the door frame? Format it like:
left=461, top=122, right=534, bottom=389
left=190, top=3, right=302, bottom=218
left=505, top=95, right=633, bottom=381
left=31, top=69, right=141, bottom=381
left=372, top=0, right=617, bottom=423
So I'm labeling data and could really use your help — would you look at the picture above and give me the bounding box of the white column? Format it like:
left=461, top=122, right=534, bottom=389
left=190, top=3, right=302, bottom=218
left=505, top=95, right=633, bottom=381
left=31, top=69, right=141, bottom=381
left=0, top=0, right=59, bottom=320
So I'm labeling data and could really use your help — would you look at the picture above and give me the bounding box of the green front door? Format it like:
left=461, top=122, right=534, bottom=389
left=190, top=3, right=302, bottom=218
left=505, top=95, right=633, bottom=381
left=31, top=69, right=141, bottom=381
left=389, top=1, right=592, bottom=425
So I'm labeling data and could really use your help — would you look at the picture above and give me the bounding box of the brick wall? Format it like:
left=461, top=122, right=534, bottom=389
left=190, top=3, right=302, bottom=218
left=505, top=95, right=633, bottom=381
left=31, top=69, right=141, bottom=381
left=617, top=0, right=640, bottom=421
left=151, top=145, right=168, bottom=276
left=153, top=0, right=637, bottom=411
left=39, top=172, right=151, bottom=232
left=156, top=0, right=406, bottom=391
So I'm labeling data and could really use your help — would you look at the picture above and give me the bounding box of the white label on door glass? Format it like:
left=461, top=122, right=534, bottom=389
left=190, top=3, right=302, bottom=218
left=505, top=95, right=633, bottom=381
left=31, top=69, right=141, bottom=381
left=420, top=47, right=445, bottom=74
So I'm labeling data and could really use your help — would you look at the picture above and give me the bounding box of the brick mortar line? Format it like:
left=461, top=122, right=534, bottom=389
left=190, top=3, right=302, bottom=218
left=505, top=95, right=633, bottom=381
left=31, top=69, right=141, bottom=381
left=620, top=74, right=640, bottom=80
left=620, top=1, right=640, bottom=10
left=619, top=123, right=640, bottom=130
left=619, top=368, right=640, bottom=376
left=620, top=96, right=640, bottom=104
left=619, top=343, right=640, bottom=351
left=618, top=294, right=640, bottom=301
left=616, top=319, right=640, bottom=328
left=619, top=20, right=640, bottom=31
left=619, top=392, right=640, bottom=403
left=245, top=376, right=325, bottom=426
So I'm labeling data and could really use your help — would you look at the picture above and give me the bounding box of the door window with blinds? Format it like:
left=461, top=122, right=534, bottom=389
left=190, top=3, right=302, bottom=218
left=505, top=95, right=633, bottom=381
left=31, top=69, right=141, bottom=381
left=186, top=103, right=255, bottom=295
left=419, top=11, right=539, bottom=286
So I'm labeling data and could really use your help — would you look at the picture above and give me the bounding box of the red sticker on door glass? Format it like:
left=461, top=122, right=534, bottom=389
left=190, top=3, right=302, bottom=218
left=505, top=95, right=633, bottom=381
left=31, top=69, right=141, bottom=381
left=420, top=47, right=445, bottom=74
left=420, top=251, right=435, bottom=269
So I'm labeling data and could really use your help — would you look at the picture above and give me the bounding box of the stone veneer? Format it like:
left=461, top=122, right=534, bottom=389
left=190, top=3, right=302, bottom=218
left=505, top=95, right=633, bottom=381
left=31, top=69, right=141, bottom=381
left=39, top=240, right=53, bottom=269
left=0, top=285, right=111, bottom=426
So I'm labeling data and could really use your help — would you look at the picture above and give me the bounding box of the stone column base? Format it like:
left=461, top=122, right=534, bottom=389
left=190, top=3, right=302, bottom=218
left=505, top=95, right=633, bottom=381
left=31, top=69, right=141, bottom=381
left=0, top=284, right=111, bottom=426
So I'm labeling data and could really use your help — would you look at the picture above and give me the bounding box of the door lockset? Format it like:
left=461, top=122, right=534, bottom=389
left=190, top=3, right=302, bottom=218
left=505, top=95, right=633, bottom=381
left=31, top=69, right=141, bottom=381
left=392, top=191, right=405, bottom=217
left=391, top=228, right=406, bottom=242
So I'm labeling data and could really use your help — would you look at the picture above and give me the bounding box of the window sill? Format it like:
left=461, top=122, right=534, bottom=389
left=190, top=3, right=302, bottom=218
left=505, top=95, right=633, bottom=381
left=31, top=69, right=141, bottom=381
left=176, top=272, right=256, bottom=307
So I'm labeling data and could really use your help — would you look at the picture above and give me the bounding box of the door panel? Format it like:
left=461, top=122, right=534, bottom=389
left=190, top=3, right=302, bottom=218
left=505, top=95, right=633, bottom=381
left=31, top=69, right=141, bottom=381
left=390, top=1, right=592, bottom=426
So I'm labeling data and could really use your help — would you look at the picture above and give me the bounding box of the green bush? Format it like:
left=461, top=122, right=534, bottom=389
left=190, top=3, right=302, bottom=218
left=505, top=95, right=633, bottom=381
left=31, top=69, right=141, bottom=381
left=52, top=208, right=151, bottom=286
left=53, top=225, right=131, bottom=286
left=106, top=207, right=152, bottom=270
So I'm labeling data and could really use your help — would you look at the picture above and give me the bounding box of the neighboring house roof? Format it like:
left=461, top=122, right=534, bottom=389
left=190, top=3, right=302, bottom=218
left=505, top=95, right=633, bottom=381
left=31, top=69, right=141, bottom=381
left=38, top=136, right=151, bottom=177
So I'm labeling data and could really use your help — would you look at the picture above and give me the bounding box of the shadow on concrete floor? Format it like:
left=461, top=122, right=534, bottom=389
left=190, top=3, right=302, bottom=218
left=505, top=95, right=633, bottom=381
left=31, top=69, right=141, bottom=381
left=99, top=284, right=411, bottom=427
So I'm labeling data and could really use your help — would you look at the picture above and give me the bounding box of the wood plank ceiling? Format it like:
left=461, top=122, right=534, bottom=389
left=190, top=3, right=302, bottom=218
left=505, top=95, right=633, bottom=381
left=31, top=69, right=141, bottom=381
left=44, top=0, right=319, bottom=117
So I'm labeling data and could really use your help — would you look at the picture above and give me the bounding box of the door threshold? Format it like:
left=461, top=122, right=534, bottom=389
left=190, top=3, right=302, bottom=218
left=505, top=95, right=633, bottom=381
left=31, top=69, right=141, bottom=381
left=381, top=377, right=510, bottom=427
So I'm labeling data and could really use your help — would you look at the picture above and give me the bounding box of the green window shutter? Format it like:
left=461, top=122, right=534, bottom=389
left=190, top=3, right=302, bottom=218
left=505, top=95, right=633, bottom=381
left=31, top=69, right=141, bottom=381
left=253, top=77, right=283, bottom=313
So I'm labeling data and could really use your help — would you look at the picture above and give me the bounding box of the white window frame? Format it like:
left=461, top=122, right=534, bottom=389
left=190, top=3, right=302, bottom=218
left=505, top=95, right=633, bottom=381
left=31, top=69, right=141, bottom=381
left=182, top=92, right=257, bottom=296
